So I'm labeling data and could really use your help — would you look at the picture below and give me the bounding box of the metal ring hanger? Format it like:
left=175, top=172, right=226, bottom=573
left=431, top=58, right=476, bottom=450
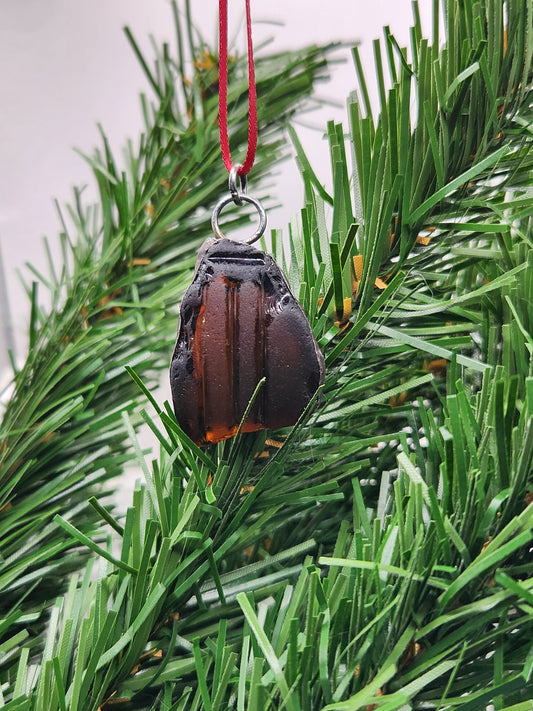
left=211, top=164, right=267, bottom=244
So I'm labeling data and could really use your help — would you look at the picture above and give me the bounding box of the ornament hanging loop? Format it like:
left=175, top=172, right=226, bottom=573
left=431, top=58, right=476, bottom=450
left=211, top=191, right=267, bottom=245
left=229, top=164, right=247, bottom=206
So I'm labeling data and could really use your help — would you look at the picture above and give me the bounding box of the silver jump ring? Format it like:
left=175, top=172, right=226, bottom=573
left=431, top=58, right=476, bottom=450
left=228, top=164, right=247, bottom=206
left=211, top=193, right=267, bottom=245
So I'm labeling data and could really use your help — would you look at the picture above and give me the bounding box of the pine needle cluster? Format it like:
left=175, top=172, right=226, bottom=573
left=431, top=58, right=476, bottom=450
left=1, top=1, right=533, bottom=709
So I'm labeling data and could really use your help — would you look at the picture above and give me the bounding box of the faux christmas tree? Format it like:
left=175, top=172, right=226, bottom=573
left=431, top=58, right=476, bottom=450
left=1, top=1, right=533, bottom=708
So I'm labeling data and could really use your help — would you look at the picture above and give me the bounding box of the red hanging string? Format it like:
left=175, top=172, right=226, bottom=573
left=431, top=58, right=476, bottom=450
left=218, top=0, right=258, bottom=176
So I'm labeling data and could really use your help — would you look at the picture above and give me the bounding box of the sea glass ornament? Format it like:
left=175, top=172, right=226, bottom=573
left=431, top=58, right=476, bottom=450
left=170, top=230, right=325, bottom=446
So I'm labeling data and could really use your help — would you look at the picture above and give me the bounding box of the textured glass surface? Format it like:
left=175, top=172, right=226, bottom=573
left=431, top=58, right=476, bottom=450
left=170, top=238, right=325, bottom=445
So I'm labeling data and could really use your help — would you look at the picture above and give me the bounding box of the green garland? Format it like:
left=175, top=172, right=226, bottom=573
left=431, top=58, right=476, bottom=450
left=1, top=0, right=533, bottom=708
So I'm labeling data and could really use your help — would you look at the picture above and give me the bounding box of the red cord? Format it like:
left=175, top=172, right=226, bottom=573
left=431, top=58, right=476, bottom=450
left=218, top=0, right=258, bottom=176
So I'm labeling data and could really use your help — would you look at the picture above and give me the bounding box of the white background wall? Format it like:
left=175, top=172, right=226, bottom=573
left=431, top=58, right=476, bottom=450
left=0, top=0, right=433, bottom=372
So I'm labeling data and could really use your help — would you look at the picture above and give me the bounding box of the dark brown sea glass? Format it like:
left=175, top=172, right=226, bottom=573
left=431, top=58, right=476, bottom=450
left=170, top=238, right=325, bottom=446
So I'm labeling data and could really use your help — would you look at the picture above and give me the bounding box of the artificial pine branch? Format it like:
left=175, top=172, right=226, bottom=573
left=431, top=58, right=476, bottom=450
left=2, top=0, right=533, bottom=709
